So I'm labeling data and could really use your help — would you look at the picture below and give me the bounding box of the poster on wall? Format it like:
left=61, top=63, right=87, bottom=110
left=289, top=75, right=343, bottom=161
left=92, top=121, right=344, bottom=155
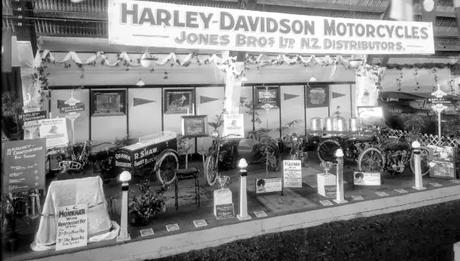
left=56, top=204, right=88, bottom=251
left=255, top=87, right=279, bottom=109
left=39, top=118, right=69, bottom=148
left=2, top=138, right=46, bottom=193
left=91, top=90, right=126, bottom=116
left=306, top=85, right=329, bottom=108
left=222, top=113, right=244, bottom=138
left=181, top=115, right=208, bottom=137
left=164, top=90, right=193, bottom=114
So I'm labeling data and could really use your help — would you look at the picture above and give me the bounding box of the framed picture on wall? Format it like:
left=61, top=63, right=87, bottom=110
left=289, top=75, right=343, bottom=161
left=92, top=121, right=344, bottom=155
left=91, top=90, right=126, bottom=116
left=357, top=106, right=383, bottom=126
left=164, top=89, right=194, bottom=114
left=255, top=86, right=279, bottom=109
left=306, top=85, right=329, bottom=108
left=181, top=115, right=208, bottom=137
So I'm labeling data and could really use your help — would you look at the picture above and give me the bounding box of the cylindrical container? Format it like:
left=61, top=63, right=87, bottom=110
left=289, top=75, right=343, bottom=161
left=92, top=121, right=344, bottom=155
left=349, top=118, right=359, bottom=132
left=333, top=117, right=346, bottom=132
left=325, top=117, right=334, bottom=132
left=311, top=117, right=323, bottom=132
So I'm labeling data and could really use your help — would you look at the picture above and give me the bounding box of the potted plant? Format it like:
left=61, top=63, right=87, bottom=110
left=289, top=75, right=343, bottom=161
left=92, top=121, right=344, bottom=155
left=128, top=180, right=166, bottom=226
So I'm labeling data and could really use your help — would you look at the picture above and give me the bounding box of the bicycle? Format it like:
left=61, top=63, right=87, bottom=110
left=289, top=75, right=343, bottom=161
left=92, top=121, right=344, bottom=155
left=204, top=131, right=239, bottom=186
left=316, top=133, right=376, bottom=164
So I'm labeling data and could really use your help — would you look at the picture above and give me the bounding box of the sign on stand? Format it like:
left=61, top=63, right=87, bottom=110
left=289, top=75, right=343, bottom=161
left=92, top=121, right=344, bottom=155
left=283, top=160, right=302, bottom=188
left=222, top=114, right=244, bottom=139
left=59, top=103, right=85, bottom=114
left=255, top=178, right=283, bottom=194
left=353, top=171, right=382, bottom=186
left=39, top=118, right=69, bottom=148
left=56, top=204, right=88, bottom=251
left=2, top=139, right=46, bottom=193
left=23, top=111, right=47, bottom=140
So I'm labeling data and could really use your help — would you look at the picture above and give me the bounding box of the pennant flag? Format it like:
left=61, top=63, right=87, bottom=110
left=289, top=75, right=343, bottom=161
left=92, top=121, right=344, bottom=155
left=332, top=92, right=346, bottom=99
left=133, top=97, right=155, bottom=107
left=283, top=93, right=300, bottom=101
left=200, top=95, right=219, bottom=104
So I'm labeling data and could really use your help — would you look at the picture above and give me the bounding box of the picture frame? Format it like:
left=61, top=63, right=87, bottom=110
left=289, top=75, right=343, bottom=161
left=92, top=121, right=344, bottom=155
left=91, top=90, right=126, bottom=116
left=428, top=145, right=457, bottom=179
left=306, top=85, right=329, bottom=108
left=181, top=115, right=208, bottom=137
left=164, top=89, right=193, bottom=114
left=255, top=86, right=279, bottom=108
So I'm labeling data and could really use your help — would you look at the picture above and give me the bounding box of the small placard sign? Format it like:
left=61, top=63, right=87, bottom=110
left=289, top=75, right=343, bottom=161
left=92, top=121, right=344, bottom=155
left=255, top=178, right=282, bottom=194
left=253, top=210, right=268, bottom=218
left=193, top=219, right=208, bottom=228
left=283, top=160, right=302, bottom=188
left=215, top=203, right=235, bottom=220
left=56, top=204, right=88, bottom=251
left=139, top=228, right=154, bottom=237
left=166, top=224, right=180, bottom=232
left=353, top=171, right=381, bottom=186
left=23, top=110, right=47, bottom=122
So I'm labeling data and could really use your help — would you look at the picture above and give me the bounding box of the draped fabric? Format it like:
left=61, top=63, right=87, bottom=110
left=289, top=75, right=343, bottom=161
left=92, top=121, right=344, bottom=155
left=31, top=176, right=118, bottom=251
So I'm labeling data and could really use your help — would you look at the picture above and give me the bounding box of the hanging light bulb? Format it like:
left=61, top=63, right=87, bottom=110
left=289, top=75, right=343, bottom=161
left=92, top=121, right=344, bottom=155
left=136, top=78, right=145, bottom=86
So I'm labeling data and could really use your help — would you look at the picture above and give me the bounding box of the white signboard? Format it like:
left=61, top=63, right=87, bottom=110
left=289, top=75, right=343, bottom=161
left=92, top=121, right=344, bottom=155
left=283, top=160, right=302, bottom=188
left=56, top=204, right=88, bottom=251
left=39, top=118, right=69, bottom=148
left=353, top=171, right=381, bottom=186
left=108, top=0, right=434, bottom=55
left=222, top=113, right=244, bottom=139
left=256, top=178, right=282, bottom=194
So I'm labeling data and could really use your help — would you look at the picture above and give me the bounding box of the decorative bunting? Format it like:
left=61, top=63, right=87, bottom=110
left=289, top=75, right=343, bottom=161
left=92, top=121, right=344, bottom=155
left=332, top=92, right=346, bottom=99
left=133, top=97, right=155, bottom=107
left=283, top=93, right=300, bottom=101
left=200, top=95, right=219, bottom=104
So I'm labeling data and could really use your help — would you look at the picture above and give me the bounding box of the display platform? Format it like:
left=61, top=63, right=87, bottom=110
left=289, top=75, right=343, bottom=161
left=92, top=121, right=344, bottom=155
left=3, top=154, right=460, bottom=261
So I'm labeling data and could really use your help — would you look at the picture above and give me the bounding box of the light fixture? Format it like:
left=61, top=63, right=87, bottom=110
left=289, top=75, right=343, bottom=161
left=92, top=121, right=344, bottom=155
left=211, top=130, right=219, bottom=138
left=136, top=78, right=145, bottom=86
left=240, top=76, right=248, bottom=82
left=309, top=76, right=317, bottom=82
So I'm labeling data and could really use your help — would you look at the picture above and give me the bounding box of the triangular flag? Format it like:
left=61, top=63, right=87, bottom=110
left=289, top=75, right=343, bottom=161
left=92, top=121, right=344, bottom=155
left=200, top=95, right=219, bottom=104
left=283, top=93, right=299, bottom=101
left=332, top=92, right=346, bottom=99
left=133, top=97, right=155, bottom=107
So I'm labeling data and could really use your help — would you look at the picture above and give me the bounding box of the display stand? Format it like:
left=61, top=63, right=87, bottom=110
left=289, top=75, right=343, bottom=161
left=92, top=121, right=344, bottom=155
left=213, top=188, right=233, bottom=217
left=317, top=173, right=336, bottom=198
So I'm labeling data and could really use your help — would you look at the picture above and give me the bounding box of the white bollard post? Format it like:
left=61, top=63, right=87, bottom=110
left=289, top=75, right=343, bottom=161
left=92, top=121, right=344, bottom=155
left=412, top=141, right=426, bottom=190
left=334, top=149, right=348, bottom=204
left=117, top=171, right=132, bottom=241
left=237, top=158, right=251, bottom=221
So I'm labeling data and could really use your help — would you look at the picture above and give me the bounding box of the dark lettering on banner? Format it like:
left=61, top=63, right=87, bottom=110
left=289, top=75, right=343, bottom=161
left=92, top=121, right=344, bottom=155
left=2, top=139, right=46, bottom=193
left=23, top=111, right=47, bottom=122
left=109, top=0, right=434, bottom=55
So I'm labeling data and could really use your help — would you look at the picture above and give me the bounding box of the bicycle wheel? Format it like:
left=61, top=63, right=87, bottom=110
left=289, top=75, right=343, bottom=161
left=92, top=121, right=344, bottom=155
left=409, top=147, right=431, bottom=176
left=317, top=139, right=341, bottom=163
left=358, top=147, right=385, bottom=172
left=204, top=155, right=218, bottom=186
left=155, top=150, right=178, bottom=186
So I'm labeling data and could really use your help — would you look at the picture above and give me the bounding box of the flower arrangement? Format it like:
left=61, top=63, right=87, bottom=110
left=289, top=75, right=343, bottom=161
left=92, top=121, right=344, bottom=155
left=128, top=180, right=166, bottom=226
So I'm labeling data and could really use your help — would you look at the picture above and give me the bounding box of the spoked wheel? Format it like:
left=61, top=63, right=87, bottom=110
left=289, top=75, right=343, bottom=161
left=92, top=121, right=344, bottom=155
left=155, top=149, right=179, bottom=186
left=358, top=147, right=385, bottom=172
left=317, top=139, right=341, bottom=163
left=409, top=147, right=431, bottom=176
left=204, top=155, right=218, bottom=186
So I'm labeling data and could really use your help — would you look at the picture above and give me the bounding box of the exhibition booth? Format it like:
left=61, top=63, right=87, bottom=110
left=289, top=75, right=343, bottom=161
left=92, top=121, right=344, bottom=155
left=2, top=0, right=459, bottom=260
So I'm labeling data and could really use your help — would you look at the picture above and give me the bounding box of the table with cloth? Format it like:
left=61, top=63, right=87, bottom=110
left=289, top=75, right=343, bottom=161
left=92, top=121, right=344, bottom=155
left=31, top=176, right=119, bottom=251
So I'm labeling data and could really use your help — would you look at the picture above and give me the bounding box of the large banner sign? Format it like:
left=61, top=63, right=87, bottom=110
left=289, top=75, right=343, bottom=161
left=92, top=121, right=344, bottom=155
left=108, top=0, right=434, bottom=55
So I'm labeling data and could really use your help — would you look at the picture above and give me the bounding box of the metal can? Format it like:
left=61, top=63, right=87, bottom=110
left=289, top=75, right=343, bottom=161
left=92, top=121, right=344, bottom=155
left=349, top=117, right=359, bottom=132
left=333, top=116, right=346, bottom=132
left=310, top=117, right=323, bottom=132
left=325, top=117, right=334, bottom=132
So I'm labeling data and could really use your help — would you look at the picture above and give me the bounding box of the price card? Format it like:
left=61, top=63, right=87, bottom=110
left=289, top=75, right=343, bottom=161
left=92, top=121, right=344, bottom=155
left=140, top=228, right=154, bottom=237
left=193, top=219, right=208, bottom=228
left=375, top=191, right=389, bottom=197
left=253, top=210, right=268, bottom=218
left=166, top=224, right=180, bottom=232
left=394, top=189, right=408, bottom=194
left=429, top=182, right=442, bottom=187
left=319, top=200, right=334, bottom=207
left=351, top=195, right=364, bottom=201
left=56, top=204, right=88, bottom=251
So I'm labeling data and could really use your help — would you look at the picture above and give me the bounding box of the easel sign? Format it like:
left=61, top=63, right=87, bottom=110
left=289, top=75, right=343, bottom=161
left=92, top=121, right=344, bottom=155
left=283, top=160, right=302, bottom=188
left=353, top=171, right=381, bottom=186
left=39, top=118, right=69, bottom=149
left=181, top=115, right=208, bottom=138
left=255, top=178, right=283, bottom=194
left=56, top=204, right=88, bottom=251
